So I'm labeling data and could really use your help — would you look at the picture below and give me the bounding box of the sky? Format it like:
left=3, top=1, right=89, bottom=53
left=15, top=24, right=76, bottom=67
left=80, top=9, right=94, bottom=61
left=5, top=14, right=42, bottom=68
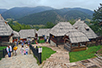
left=0, top=0, right=102, bottom=11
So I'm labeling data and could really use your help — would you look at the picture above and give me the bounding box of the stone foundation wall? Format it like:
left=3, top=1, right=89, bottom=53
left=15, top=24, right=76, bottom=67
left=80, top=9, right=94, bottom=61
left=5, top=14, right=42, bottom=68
left=50, top=40, right=57, bottom=46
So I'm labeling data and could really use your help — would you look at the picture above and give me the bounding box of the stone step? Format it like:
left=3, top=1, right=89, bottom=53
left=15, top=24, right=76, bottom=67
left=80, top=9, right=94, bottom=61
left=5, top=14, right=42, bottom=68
left=93, top=58, right=102, bottom=66
left=95, top=58, right=102, bottom=63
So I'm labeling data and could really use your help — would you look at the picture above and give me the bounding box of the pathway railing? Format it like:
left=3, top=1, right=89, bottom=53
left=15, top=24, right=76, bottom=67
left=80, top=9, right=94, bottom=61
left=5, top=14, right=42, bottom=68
left=0, top=43, right=15, bottom=60
left=29, top=44, right=42, bottom=64
left=0, top=48, right=7, bottom=59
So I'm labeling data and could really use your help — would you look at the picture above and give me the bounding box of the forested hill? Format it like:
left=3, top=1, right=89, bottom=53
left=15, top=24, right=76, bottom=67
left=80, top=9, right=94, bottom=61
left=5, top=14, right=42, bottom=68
left=2, top=6, right=54, bottom=19
left=17, top=9, right=93, bottom=25
left=1, top=6, right=93, bottom=25
left=0, top=9, right=7, bottom=14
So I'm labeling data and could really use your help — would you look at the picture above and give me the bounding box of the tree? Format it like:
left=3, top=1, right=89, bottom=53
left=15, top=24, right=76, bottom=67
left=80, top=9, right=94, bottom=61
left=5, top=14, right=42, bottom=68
left=93, top=3, right=102, bottom=22
left=8, top=20, right=31, bottom=32
left=68, top=19, right=76, bottom=25
left=44, top=22, right=55, bottom=28
left=90, top=3, right=102, bottom=36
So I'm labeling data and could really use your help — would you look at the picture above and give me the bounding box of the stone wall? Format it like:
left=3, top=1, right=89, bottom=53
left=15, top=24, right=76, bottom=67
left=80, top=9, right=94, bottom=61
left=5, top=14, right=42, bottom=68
left=50, top=40, right=57, bottom=46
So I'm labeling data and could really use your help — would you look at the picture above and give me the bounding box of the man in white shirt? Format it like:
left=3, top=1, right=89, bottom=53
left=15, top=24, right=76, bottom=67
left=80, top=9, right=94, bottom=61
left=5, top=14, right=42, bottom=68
left=6, top=45, right=12, bottom=57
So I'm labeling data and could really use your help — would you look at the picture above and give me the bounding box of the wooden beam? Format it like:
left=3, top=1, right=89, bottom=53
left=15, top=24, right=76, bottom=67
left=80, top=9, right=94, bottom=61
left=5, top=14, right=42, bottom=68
left=78, top=43, right=80, bottom=48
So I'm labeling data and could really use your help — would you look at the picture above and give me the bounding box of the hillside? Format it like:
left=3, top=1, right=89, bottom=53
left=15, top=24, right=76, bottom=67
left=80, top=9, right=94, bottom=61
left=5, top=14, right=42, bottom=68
left=0, top=9, right=7, bottom=14
left=17, top=9, right=93, bottom=25
left=2, top=6, right=53, bottom=19
left=62, top=10, right=91, bottom=20
left=1, top=6, right=93, bottom=25
left=17, top=10, right=65, bottom=25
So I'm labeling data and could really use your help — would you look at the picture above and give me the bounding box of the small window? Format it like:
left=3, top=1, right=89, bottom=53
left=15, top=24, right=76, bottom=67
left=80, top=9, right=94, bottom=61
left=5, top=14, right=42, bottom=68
left=75, top=26, right=78, bottom=29
left=85, top=27, right=89, bottom=31
left=60, top=28, right=63, bottom=30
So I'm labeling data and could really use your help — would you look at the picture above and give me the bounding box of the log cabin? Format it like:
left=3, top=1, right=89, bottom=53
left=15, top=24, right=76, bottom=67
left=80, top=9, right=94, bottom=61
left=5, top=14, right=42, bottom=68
left=12, top=30, right=20, bottom=43
left=73, top=19, right=98, bottom=45
left=64, top=29, right=89, bottom=52
left=37, top=29, right=50, bottom=40
left=50, top=22, right=74, bottom=46
left=0, top=14, right=13, bottom=46
left=19, top=29, right=36, bottom=42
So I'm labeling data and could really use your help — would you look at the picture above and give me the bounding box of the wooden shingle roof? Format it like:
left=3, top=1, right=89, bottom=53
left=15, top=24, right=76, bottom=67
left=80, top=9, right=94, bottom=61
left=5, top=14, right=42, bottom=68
left=65, top=29, right=89, bottom=43
left=0, top=14, right=13, bottom=36
left=50, top=22, right=74, bottom=36
left=19, top=29, right=36, bottom=39
left=37, top=29, right=50, bottom=37
left=73, top=19, right=98, bottom=39
left=13, top=31, right=20, bottom=37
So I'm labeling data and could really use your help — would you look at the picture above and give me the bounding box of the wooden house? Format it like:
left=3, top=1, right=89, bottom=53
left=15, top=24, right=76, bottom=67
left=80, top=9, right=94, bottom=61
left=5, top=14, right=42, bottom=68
left=12, top=30, right=20, bottom=42
left=0, top=14, right=13, bottom=46
left=50, top=22, right=74, bottom=46
left=19, top=29, right=36, bottom=42
left=73, top=19, right=98, bottom=45
left=64, top=29, right=89, bottom=52
left=37, top=29, right=50, bottom=40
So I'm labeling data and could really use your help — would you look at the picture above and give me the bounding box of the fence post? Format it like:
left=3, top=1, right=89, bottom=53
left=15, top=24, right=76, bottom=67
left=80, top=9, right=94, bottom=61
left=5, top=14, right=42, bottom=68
left=38, top=47, right=42, bottom=64
left=39, top=53, right=42, bottom=64
left=3, top=49, right=5, bottom=58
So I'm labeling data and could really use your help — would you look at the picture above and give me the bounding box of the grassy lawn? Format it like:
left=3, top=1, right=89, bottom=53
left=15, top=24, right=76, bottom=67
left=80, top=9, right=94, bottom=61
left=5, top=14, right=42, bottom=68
left=34, top=46, right=56, bottom=64
left=39, top=40, right=45, bottom=43
left=42, top=46, right=56, bottom=62
left=69, top=45, right=102, bottom=62
left=0, top=46, right=7, bottom=60
left=0, top=46, right=7, bottom=50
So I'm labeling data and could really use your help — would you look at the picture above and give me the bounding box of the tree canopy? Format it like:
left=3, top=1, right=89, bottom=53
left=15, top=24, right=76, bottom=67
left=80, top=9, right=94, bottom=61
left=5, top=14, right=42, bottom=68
left=93, top=3, right=102, bottom=22
left=8, top=20, right=31, bottom=32
left=90, top=3, right=102, bottom=36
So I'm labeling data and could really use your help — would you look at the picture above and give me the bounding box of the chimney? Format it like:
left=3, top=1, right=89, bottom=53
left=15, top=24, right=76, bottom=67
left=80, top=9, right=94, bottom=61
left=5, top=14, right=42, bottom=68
left=0, top=14, right=4, bottom=20
left=78, top=18, right=81, bottom=21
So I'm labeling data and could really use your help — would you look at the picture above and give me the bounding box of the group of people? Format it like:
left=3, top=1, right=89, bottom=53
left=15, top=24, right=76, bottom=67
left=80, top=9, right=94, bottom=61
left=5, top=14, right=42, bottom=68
left=6, top=41, right=29, bottom=57
left=20, top=45, right=29, bottom=55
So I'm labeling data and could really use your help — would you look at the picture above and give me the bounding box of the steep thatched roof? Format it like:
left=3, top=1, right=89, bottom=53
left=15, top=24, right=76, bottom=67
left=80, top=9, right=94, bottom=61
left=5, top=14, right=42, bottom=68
left=50, top=22, right=74, bottom=36
left=0, top=14, right=13, bottom=36
left=37, top=29, right=50, bottom=37
left=73, top=19, right=98, bottom=39
left=19, top=29, right=36, bottom=39
left=65, top=29, right=89, bottom=43
left=13, top=31, right=20, bottom=37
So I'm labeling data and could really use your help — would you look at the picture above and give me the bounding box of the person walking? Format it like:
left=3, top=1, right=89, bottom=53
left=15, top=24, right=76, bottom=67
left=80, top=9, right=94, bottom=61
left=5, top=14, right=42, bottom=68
left=21, top=41, right=24, bottom=46
left=20, top=46, right=24, bottom=55
left=13, top=46, right=18, bottom=56
left=6, top=45, right=12, bottom=57
left=25, top=46, right=29, bottom=55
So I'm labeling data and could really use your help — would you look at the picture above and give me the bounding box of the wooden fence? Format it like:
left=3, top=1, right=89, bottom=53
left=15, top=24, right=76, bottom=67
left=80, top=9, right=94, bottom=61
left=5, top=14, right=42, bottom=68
left=0, top=43, right=15, bottom=60
left=29, top=44, right=42, bottom=64
left=0, top=49, right=7, bottom=60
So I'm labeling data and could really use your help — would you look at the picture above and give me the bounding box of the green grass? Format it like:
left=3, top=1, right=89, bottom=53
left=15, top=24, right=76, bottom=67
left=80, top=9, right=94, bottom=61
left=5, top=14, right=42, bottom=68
left=34, top=46, right=56, bottom=64
left=42, top=46, right=56, bottom=62
left=0, top=46, right=7, bottom=60
left=69, top=45, right=102, bottom=62
left=0, top=46, right=7, bottom=50
left=39, top=40, right=45, bottom=43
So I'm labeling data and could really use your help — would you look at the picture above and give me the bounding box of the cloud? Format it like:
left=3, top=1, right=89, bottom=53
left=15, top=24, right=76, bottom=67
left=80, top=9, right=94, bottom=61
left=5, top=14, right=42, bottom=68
left=0, top=0, right=102, bottom=10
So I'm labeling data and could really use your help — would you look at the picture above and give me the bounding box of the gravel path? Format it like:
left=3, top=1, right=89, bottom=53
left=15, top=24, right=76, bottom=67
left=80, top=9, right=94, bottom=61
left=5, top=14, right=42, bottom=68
left=33, top=43, right=102, bottom=68
left=0, top=44, right=39, bottom=68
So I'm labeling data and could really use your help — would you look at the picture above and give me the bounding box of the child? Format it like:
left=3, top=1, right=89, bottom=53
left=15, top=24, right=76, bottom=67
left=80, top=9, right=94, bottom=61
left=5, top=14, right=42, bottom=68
left=25, top=46, right=29, bottom=55
left=20, top=46, right=24, bottom=55
left=24, top=50, right=26, bottom=55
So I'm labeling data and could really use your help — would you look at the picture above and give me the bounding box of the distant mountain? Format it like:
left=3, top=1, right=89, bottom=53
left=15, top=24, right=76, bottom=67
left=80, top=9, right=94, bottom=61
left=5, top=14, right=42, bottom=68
left=17, top=10, right=65, bottom=25
left=54, top=8, right=94, bottom=16
left=0, top=9, right=7, bottom=14
left=1, top=6, right=93, bottom=25
left=2, top=6, right=54, bottom=19
left=17, top=8, right=93, bottom=25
